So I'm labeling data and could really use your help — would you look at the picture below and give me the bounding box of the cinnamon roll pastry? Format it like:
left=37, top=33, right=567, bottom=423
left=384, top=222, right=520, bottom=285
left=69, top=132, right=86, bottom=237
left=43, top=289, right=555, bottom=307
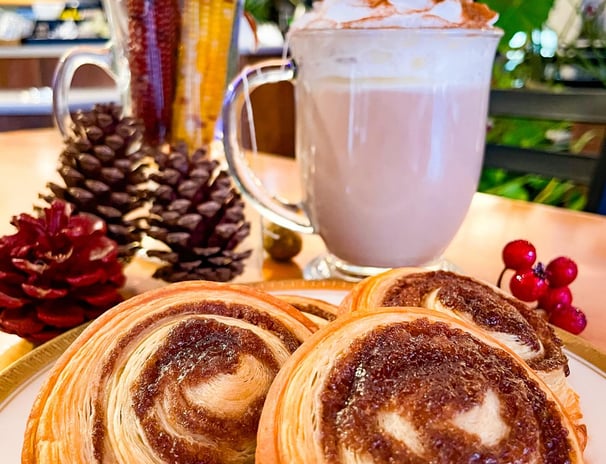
left=340, top=268, right=586, bottom=448
left=276, top=294, right=338, bottom=327
left=22, top=281, right=316, bottom=464
left=257, top=308, right=585, bottom=463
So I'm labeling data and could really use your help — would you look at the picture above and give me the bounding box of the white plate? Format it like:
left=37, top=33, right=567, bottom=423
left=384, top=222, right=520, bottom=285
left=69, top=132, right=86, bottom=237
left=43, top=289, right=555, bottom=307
left=1, top=280, right=604, bottom=462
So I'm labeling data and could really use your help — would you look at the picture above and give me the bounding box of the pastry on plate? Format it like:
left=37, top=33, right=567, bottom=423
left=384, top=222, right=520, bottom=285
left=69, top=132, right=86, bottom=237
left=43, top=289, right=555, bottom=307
left=0, top=331, right=33, bottom=371
left=275, top=294, right=338, bottom=326
left=257, top=308, right=585, bottom=463
left=339, top=268, right=586, bottom=448
left=22, top=281, right=316, bottom=464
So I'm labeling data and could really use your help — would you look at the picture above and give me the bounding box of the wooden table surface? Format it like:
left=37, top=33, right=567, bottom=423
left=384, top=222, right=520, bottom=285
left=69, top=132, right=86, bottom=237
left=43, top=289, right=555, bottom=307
left=1, top=128, right=605, bottom=353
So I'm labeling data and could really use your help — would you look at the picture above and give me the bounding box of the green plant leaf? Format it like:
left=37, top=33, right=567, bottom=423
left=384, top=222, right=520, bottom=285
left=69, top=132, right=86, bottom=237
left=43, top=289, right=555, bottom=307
left=483, top=0, right=555, bottom=49
left=570, top=129, right=600, bottom=153
left=479, top=167, right=509, bottom=191
left=565, top=190, right=587, bottom=211
left=533, top=178, right=570, bottom=204
left=245, top=0, right=273, bottom=23
left=487, top=117, right=570, bottom=149
left=525, top=176, right=551, bottom=193
left=483, top=176, right=531, bottom=201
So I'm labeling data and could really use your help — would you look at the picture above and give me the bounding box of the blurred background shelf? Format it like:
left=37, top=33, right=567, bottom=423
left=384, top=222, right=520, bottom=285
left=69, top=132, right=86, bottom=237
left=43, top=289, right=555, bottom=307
left=0, top=86, right=118, bottom=131
left=0, top=0, right=111, bottom=129
left=0, top=86, right=117, bottom=115
left=0, top=0, right=45, bottom=5
left=0, top=41, right=106, bottom=58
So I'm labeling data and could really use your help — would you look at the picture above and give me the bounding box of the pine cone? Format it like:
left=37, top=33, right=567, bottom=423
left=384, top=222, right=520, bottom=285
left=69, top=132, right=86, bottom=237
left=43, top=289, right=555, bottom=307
left=145, top=144, right=252, bottom=282
left=0, top=201, right=126, bottom=344
left=41, top=103, right=148, bottom=262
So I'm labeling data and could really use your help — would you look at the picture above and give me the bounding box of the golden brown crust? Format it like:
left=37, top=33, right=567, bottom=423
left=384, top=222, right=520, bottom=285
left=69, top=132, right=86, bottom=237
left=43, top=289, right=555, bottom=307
left=275, top=294, right=338, bottom=327
left=257, top=308, right=584, bottom=463
left=22, top=281, right=316, bottom=464
left=339, top=267, right=587, bottom=449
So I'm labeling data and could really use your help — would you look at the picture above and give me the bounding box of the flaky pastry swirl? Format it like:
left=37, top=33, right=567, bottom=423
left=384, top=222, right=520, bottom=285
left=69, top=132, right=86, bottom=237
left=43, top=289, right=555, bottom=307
left=22, top=281, right=316, bottom=464
left=340, top=267, right=586, bottom=448
left=275, top=294, right=338, bottom=326
left=257, top=308, right=585, bottom=463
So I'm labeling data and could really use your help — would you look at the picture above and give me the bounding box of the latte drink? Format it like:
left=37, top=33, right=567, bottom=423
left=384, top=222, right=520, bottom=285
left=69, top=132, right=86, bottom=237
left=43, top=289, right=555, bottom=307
left=298, top=80, right=488, bottom=267
left=289, top=27, right=501, bottom=269
left=222, top=0, right=502, bottom=278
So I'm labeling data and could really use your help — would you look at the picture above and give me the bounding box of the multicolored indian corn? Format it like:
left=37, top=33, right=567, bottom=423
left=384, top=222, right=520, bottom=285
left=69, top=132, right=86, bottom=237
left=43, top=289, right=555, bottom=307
left=125, top=0, right=236, bottom=149
left=172, top=0, right=238, bottom=149
left=126, top=0, right=180, bottom=146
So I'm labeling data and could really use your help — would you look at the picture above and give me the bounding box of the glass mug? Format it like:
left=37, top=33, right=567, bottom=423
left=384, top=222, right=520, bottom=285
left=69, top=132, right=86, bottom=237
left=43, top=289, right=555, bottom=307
left=53, top=0, right=130, bottom=138
left=223, top=29, right=502, bottom=280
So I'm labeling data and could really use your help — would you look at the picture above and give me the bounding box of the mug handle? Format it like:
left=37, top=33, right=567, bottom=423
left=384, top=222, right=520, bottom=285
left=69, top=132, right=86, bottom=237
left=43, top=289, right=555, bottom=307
left=52, top=44, right=124, bottom=138
left=222, top=59, right=314, bottom=234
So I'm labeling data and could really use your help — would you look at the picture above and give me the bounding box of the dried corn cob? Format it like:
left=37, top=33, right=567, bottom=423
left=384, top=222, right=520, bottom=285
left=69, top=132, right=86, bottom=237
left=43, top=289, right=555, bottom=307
left=126, top=0, right=180, bottom=145
left=171, top=0, right=238, bottom=149
left=171, top=0, right=206, bottom=148
left=201, top=0, right=237, bottom=144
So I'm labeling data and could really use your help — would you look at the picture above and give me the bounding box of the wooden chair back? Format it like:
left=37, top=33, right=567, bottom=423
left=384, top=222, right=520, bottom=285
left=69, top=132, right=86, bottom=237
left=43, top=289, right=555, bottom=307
left=484, top=88, right=606, bottom=214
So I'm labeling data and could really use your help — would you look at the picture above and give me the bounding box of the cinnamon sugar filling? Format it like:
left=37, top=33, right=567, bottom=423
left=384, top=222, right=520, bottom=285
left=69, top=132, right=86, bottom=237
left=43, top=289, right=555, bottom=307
left=320, top=319, right=572, bottom=462
left=381, top=271, right=568, bottom=373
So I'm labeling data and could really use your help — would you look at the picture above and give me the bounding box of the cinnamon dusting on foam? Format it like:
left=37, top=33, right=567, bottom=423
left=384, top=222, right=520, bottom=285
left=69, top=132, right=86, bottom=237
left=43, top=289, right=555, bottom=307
left=290, top=0, right=498, bottom=30
left=461, top=1, right=497, bottom=26
left=366, top=0, right=392, bottom=8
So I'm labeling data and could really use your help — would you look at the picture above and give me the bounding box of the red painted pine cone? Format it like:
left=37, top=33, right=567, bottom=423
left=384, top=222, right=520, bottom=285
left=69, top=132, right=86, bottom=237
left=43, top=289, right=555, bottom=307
left=0, top=201, right=126, bottom=343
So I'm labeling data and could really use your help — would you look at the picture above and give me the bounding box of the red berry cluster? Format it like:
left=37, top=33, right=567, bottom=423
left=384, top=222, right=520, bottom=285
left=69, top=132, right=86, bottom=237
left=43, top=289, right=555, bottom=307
left=498, top=239, right=587, bottom=335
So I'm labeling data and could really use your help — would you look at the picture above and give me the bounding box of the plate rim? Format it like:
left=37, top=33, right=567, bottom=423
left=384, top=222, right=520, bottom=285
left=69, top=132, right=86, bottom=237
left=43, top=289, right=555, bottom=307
left=1, top=278, right=604, bottom=406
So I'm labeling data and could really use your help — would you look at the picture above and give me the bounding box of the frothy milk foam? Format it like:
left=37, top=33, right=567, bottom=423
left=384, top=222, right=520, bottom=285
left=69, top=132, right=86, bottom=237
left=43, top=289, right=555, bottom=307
left=286, top=10, right=500, bottom=267
left=291, top=0, right=498, bottom=30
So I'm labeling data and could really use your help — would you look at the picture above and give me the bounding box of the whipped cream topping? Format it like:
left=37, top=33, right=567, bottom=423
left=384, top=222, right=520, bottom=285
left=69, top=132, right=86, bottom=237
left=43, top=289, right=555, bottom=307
left=290, top=0, right=498, bottom=30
